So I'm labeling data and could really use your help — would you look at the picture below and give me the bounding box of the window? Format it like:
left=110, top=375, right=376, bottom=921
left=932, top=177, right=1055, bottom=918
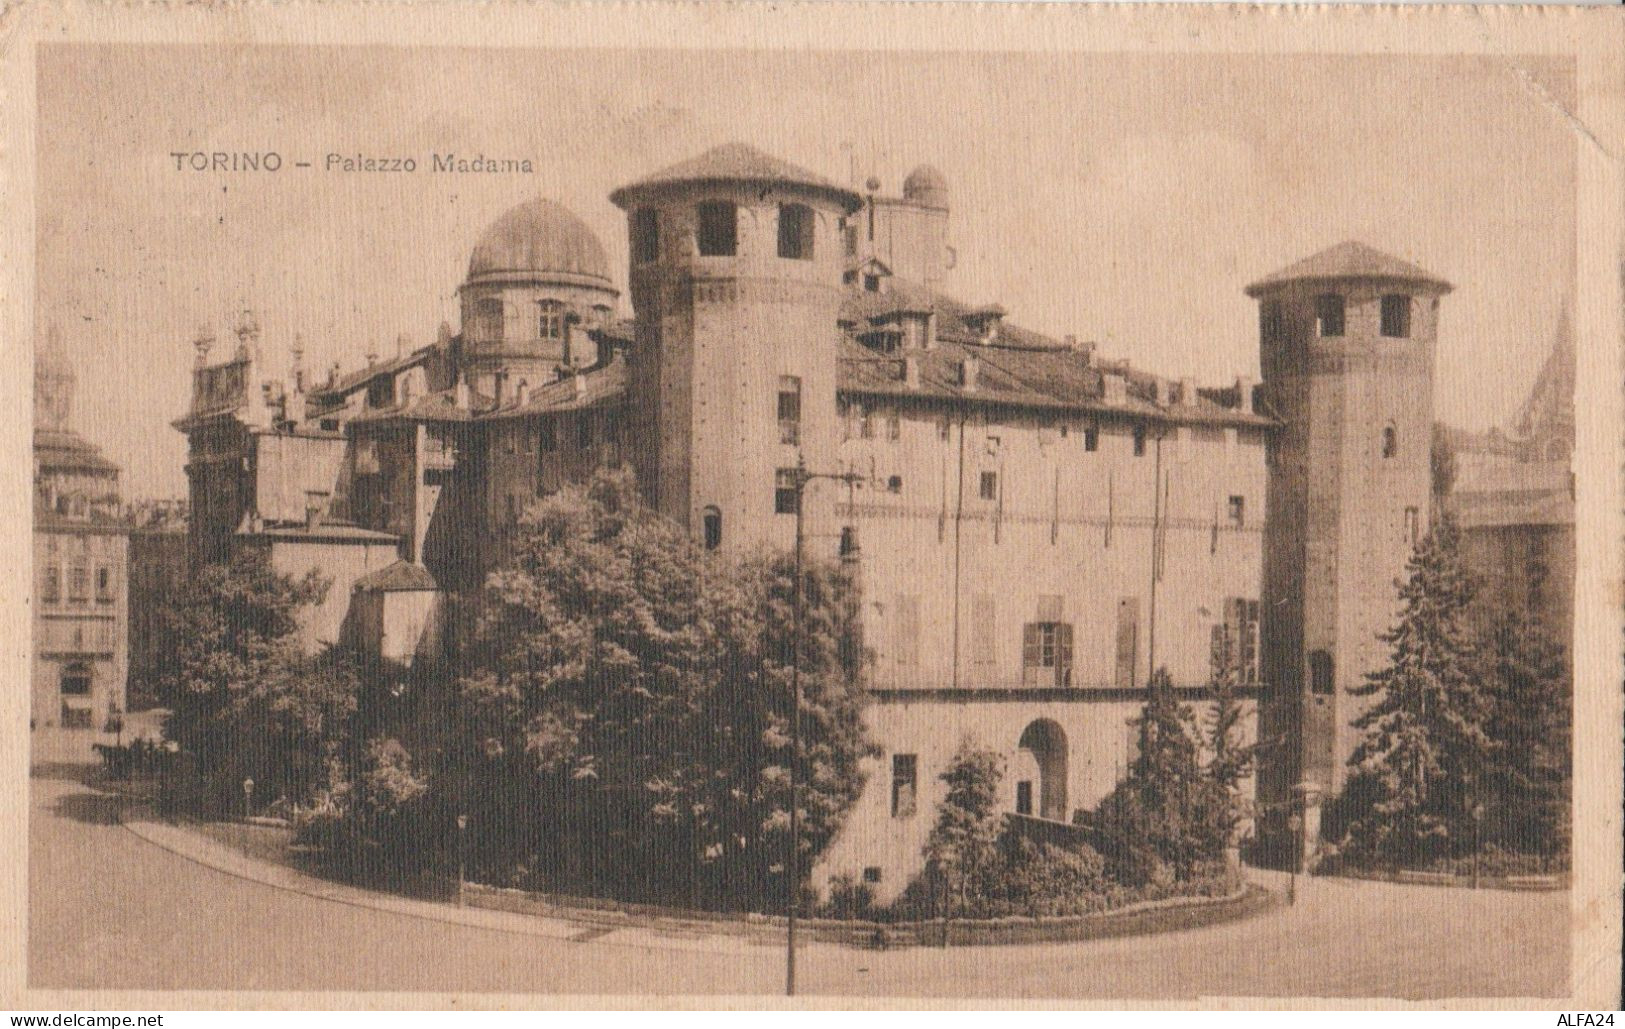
left=1309, top=649, right=1335, bottom=696
left=474, top=297, right=504, bottom=341
left=1227, top=495, right=1246, bottom=528
left=1260, top=299, right=1285, bottom=340
left=1216, top=598, right=1261, bottom=685
left=777, top=375, right=801, bottom=445
left=577, top=415, right=593, bottom=449
left=1133, top=425, right=1147, bottom=457
left=538, top=301, right=564, bottom=341
left=42, top=565, right=61, bottom=604
left=1084, top=424, right=1099, bottom=452
left=68, top=564, right=88, bottom=604
left=887, top=412, right=901, bottom=441
left=864, top=273, right=881, bottom=293
left=839, top=525, right=859, bottom=557
left=60, top=664, right=92, bottom=697
left=979, top=471, right=998, bottom=501
left=95, top=567, right=113, bottom=603
left=696, top=201, right=737, bottom=257
left=703, top=506, right=722, bottom=551
left=1381, top=294, right=1412, bottom=338
left=1382, top=424, right=1398, bottom=459
left=1022, top=622, right=1075, bottom=688
left=777, top=203, right=814, bottom=260
left=774, top=468, right=800, bottom=515
left=891, top=754, right=918, bottom=818
left=1405, top=506, right=1420, bottom=545
left=1314, top=294, right=1345, bottom=338
left=631, top=208, right=659, bottom=264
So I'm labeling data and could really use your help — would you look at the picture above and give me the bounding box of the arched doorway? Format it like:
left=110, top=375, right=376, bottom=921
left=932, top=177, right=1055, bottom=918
left=1016, top=719, right=1069, bottom=821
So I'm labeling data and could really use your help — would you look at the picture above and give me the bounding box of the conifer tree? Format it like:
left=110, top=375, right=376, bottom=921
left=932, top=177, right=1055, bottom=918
left=1204, top=627, right=1253, bottom=848
left=1478, top=610, right=1571, bottom=857
left=1345, top=514, right=1489, bottom=864
left=922, top=740, right=1005, bottom=919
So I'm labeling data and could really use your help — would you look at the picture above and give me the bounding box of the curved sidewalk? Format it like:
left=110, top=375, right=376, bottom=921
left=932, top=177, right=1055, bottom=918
left=120, top=808, right=771, bottom=956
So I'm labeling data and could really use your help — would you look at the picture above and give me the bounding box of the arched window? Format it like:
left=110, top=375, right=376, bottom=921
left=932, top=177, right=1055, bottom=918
left=1308, top=650, right=1334, bottom=696
left=473, top=298, right=504, bottom=342
left=538, top=301, right=564, bottom=341
left=1382, top=424, right=1398, bottom=459
left=702, top=506, right=722, bottom=551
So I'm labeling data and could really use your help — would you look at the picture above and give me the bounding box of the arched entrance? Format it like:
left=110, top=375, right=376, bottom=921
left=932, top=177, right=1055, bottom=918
left=1016, top=719, right=1069, bottom=821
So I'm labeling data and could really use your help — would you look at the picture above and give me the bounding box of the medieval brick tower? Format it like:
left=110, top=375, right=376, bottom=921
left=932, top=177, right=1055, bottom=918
left=1250, top=242, right=1453, bottom=835
left=610, top=144, right=863, bottom=555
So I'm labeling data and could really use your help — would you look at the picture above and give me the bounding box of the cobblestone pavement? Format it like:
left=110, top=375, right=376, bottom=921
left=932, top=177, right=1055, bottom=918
left=28, top=765, right=1569, bottom=1000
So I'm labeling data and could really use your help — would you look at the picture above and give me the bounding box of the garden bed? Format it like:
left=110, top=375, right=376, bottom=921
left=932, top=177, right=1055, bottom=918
left=459, top=879, right=1278, bottom=948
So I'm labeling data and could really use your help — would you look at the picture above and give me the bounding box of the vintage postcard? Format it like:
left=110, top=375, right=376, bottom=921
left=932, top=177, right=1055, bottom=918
left=2, top=0, right=1621, bottom=1012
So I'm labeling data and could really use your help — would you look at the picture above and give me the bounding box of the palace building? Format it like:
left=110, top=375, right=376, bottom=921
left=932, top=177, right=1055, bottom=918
left=173, top=143, right=1453, bottom=896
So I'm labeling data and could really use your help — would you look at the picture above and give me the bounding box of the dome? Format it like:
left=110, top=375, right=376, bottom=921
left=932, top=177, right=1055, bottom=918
left=902, top=164, right=949, bottom=208
left=466, top=198, right=613, bottom=286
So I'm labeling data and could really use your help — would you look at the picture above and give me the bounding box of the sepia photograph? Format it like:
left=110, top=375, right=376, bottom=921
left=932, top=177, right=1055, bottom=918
left=5, top=3, right=1622, bottom=1011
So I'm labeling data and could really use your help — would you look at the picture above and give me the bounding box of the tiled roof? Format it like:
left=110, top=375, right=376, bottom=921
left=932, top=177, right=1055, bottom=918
left=311, top=346, right=435, bottom=401
left=353, top=560, right=439, bottom=592
left=610, top=143, right=862, bottom=212
left=487, top=359, right=628, bottom=419
left=348, top=386, right=494, bottom=425
left=1245, top=241, right=1452, bottom=296
left=34, top=429, right=120, bottom=473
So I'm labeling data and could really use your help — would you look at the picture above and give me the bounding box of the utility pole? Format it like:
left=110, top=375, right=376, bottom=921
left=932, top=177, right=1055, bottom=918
left=785, top=454, right=865, bottom=998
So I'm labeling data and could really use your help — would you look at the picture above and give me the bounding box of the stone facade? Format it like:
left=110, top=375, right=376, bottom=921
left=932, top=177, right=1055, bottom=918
left=171, top=143, right=1455, bottom=898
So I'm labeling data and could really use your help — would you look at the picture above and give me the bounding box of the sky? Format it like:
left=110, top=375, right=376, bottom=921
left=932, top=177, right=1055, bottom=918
left=36, top=46, right=1577, bottom=499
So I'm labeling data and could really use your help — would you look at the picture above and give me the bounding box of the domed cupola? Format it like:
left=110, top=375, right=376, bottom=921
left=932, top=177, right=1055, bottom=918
left=902, top=164, right=949, bottom=210
left=466, top=198, right=615, bottom=289
left=458, top=198, right=620, bottom=399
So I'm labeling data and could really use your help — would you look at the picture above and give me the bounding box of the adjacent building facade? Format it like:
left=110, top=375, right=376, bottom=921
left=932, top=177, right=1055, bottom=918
left=34, top=329, right=129, bottom=730
left=173, top=143, right=1456, bottom=896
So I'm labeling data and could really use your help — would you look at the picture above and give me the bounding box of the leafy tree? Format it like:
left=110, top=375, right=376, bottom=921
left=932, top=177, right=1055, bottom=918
left=157, top=547, right=356, bottom=812
left=1342, top=515, right=1489, bottom=864
left=455, top=468, right=872, bottom=910
left=1203, top=627, right=1254, bottom=849
left=1478, top=611, right=1571, bottom=856
left=921, top=739, right=1005, bottom=921
left=1094, top=668, right=1227, bottom=884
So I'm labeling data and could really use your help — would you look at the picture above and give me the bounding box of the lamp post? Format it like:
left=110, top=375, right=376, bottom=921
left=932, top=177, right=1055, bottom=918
left=242, top=777, right=255, bottom=821
left=1286, top=812, right=1302, bottom=906
left=456, top=814, right=468, bottom=907
left=1470, top=802, right=1485, bottom=889
left=783, top=455, right=865, bottom=998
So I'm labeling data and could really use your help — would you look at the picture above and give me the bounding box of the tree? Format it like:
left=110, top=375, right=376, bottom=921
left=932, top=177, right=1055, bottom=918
left=921, top=740, right=1005, bottom=921
left=1343, top=515, right=1489, bottom=865
left=1431, top=422, right=1458, bottom=499
left=1203, top=626, right=1254, bottom=850
left=455, top=468, right=873, bottom=910
left=1478, top=611, right=1571, bottom=857
left=1094, top=668, right=1227, bottom=884
left=157, top=548, right=356, bottom=812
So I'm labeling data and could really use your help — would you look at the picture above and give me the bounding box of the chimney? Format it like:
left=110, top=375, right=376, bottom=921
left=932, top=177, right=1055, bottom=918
left=959, top=353, right=979, bottom=391
left=573, top=372, right=588, bottom=400
left=516, top=381, right=530, bottom=406
left=193, top=324, right=216, bottom=367
left=454, top=380, right=470, bottom=409
left=1153, top=378, right=1172, bottom=408
left=396, top=333, right=409, bottom=359
left=366, top=345, right=379, bottom=367
left=1178, top=377, right=1197, bottom=406
left=329, top=362, right=341, bottom=388
left=1102, top=373, right=1128, bottom=406
left=1234, top=376, right=1257, bottom=414
left=903, top=354, right=921, bottom=390
left=924, top=309, right=938, bottom=351
left=290, top=333, right=306, bottom=393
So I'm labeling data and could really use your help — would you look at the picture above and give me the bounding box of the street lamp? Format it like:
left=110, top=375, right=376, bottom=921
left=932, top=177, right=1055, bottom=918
left=1470, top=801, right=1485, bottom=889
left=242, top=777, right=255, bottom=821
left=456, top=813, right=469, bottom=907
left=783, top=454, right=866, bottom=998
left=1286, top=812, right=1302, bottom=906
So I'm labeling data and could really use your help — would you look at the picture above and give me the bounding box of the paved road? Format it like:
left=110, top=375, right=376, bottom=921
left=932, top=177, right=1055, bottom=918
left=29, top=769, right=1570, bottom=1000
